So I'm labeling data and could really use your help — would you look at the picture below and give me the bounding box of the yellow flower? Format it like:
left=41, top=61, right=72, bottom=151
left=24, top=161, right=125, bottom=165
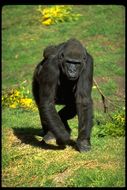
left=37, top=5, right=82, bottom=26
left=92, top=85, right=97, bottom=89
left=9, top=103, right=17, bottom=108
left=15, top=90, right=20, bottom=96
left=42, top=8, right=50, bottom=15
left=26, top=98, right=33, bottom=104
left=43, top=14, right=48, bottom=19
left=42, top=18, right=52, bottom=26
left=19, top=98, right=33, bottom=108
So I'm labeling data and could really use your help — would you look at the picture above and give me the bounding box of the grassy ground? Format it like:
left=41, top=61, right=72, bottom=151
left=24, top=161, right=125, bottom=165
left=2, top=5, right=125, bottom=187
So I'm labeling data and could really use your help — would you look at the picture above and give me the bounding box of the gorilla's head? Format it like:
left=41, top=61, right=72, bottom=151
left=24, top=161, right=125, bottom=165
left=59, top=39, right=87, bottom=80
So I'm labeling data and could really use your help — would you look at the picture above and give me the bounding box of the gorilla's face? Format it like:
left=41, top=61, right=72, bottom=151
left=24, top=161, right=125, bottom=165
left=60, top=39, right=87, bottom=80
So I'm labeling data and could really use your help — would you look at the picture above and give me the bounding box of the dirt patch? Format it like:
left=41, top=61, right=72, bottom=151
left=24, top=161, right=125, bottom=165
left=3, top=129, right=22, bottom=148
left=93, top=76, right=125, bottom=110
left=112, top=76, right=125, bottom=97
left=82, top=34, right=108, bottom=44
left=94, top=76, right=125, bottom=97
left=94, top=76, right=110, bottom=84
left=53, top=167, right=73, bottom=185
left=116, top=60, right=125, bottom=70
left=83, top=34, right=125, bottom=51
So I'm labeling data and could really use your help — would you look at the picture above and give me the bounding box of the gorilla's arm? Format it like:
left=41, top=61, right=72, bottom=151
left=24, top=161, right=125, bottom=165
left=38, top=58, right=70, bottom=145
left=75, top=53, right=93, bottom=151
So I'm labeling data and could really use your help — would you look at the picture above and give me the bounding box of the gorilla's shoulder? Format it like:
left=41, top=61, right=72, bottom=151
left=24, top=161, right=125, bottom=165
left=43, top=45, right=57, bottom=59
left=43, top=42, right=65, bottom=59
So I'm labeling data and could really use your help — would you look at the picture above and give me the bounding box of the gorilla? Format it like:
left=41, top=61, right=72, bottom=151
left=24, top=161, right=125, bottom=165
left=32, top=38, right=93, bottom=152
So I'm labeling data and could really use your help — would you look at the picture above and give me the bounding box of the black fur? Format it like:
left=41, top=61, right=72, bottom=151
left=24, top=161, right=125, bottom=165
left=32, top=38, right=93, bottom=152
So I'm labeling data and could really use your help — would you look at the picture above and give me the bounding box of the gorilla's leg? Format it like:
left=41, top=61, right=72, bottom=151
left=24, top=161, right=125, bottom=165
left=58, top=104, right=77, bottom=135
left=55, top=104, right=77, bottom=145
left=43, top=104, right=77, bottom=142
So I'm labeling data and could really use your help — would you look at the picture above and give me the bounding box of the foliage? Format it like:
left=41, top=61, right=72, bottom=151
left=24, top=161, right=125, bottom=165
left=94, top=109, right=125, bottom=137
left=37, top=5, right=82, bottom=26
left=2, top=86, right=37, bottom=111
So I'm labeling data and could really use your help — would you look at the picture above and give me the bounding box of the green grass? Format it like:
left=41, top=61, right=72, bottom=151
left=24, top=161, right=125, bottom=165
left=2, top=5, right=125, bottom=187
left=2, top=108, right=125, bottom=187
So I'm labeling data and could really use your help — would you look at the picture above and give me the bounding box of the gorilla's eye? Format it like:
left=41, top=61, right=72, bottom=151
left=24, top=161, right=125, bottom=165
left=75, top=62, right=81, bottom=65
left=66, top=60, right=81, bottom=65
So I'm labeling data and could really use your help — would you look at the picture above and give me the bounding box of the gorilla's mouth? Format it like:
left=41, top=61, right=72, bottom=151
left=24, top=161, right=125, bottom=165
left=68, top=75, right=78, bottom=81
left=67, top=71, right=78, bottom=80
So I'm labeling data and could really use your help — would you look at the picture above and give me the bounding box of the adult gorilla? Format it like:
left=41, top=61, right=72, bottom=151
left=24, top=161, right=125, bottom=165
left=32, top=38, right=93, bottom=152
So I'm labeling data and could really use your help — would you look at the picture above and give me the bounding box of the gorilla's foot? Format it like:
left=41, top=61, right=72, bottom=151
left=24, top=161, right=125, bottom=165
left=43, top=131, right=55, bottom=142
left=76, top=139, right=91, bottom=152
left=56, top=135, right=70, bottom=146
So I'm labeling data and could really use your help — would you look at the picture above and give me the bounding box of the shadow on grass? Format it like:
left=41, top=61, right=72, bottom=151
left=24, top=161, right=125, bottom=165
left=12, top=127, right=76, bottom=151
